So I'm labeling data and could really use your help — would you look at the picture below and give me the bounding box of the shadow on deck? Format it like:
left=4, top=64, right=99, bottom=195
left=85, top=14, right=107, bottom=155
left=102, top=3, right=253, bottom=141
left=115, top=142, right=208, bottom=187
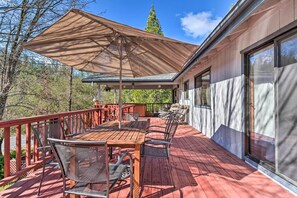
left=0, top=118, right=294, bottom=198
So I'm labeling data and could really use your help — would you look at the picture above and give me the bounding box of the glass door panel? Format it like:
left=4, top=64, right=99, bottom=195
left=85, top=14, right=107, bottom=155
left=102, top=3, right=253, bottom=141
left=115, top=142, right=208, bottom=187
left=248, top=45, right=275, bottom=166
left=276, top=33, right=297, bottom=183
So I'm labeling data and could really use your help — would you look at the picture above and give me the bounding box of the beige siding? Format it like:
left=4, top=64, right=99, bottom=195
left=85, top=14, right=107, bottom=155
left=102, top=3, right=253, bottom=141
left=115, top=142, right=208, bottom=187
left=178, top=0, right=297, bottom=158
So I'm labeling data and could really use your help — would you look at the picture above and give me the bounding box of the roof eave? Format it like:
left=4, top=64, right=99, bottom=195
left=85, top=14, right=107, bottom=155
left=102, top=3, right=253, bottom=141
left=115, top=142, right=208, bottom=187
left=173, top=0, right=265, bottom=81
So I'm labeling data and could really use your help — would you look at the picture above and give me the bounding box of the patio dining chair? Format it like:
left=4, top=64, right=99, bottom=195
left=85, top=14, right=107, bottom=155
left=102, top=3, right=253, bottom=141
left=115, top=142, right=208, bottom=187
left=61, top=114, right=87, bottom=139
left=48, top=138, right=133, bottom=198
left=141, top=119, right=179, bottom=188
left=124, top=112, right=139, bottom=121
left=31, top=119, right=62, bottom=196
left=146, top=112, right=178, bottom=138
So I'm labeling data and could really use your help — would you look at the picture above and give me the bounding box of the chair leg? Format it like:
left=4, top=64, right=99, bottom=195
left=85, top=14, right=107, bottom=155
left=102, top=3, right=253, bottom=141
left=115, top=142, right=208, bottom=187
left=167, top=158, right=175, bottom=188
left=37, top=158, right=46, bottom=196
left=62, top=178, right=66, bottom=198
left=129, top=155, right=134, bottom=198
left=109, top=147, right=113, bottom=159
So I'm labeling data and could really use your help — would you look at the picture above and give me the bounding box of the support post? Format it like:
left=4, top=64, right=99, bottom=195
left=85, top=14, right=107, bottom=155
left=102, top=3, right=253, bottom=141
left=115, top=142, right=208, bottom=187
left=26, top=123, right=31, bottom=166
left=16, top=125, right=22, bottom=170
left=4, top=127, right=10, bottom=177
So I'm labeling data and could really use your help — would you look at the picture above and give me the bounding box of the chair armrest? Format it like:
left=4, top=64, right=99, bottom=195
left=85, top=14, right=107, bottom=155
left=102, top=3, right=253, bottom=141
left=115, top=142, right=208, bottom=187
left=111, top=151, right=133, bottom=172
left=66, top=133, right=81, bottom=137
left=147, top=125, right=166, bottom=129
left=146, top=129, right=168, bottom=134
left=147, top=139, right=172, bottom=145
left=37, top=145, right=51, bottom=150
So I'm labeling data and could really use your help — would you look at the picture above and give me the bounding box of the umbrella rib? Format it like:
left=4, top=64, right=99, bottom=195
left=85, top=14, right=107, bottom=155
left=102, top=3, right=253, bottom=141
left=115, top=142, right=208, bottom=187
left=73, top=9, right=122, bottom=37
left=122, top=37, right=137, bottom=77
left=90, top=38, right=120, bottom=58
left=77, top=62, right=132, bottom=71
left=128, top=39, right=180, bottom=72
left=80, top=35, right=120, bottom=70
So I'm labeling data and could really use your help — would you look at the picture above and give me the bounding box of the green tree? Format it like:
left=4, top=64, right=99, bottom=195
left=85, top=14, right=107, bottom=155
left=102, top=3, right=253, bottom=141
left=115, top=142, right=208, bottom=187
left=145, top=5, right=164, bottom=36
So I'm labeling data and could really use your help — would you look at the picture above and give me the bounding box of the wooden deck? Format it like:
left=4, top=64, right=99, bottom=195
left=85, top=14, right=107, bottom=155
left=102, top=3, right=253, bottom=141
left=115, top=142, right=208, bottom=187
left=0, top=118, right=294, bottom=198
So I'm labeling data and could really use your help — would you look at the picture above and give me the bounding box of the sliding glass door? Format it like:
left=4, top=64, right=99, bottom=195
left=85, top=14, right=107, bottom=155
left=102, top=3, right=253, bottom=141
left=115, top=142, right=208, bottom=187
left=276, top=33, right=297, bottom=183
left=248, top=45, right=275, bottom=166
left=246, top=30, right=297, bottom=184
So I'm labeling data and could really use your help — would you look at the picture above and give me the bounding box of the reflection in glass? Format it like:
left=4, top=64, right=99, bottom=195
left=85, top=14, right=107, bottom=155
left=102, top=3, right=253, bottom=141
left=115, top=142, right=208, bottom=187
left=280, top=34, right=297, bottom=67
left=195, top=70, right=211, bottom=107
left=248, top=45, right=275, bottom=166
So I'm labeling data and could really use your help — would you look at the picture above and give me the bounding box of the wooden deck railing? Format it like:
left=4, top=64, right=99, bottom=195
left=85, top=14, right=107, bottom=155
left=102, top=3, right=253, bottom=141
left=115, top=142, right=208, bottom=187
left=105, top=103, right=171, bottom=117
left=0, top=104, right=135, bottom=187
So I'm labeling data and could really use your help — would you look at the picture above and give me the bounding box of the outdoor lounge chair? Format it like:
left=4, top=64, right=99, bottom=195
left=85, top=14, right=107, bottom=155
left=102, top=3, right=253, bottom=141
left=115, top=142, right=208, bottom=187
left=158, top=103, right=180, bottom=119
left=141, top=118, right=179, bottom=188
left=31, top=120, right=62, bottom=196
left=49, top=138, right=134, bottom=198
left=176, top=105, right=189, bottom=123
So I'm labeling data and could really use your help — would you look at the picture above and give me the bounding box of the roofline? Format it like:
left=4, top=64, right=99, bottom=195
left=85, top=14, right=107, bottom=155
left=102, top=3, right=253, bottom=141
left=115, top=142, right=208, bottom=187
left=173, top=0, right=265, bottom=81
left=81, top=79, right=175, bottom=83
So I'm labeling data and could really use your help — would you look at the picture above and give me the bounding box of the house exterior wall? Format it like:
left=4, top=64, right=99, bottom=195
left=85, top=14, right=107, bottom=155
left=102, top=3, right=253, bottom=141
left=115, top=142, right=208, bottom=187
left=178, top=0, right=297, bottom=159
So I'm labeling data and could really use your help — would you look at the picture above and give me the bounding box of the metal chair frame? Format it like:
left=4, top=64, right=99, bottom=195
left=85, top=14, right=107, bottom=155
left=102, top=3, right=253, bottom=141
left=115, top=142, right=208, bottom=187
left=142, top=118, right=179, bottom=188
left=31, top=119, right=62, bottom=196
left=49, top=138, right=133, bottom=198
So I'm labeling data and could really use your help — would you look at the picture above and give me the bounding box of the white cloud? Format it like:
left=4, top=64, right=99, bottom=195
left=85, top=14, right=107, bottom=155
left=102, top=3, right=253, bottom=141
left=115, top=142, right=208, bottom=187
left=181, top=12, right=222, bottom=39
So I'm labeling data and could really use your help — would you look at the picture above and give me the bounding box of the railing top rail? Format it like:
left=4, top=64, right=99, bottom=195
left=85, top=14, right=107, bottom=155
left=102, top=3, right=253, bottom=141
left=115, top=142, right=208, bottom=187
left=0, top=108, right=102, bottom=128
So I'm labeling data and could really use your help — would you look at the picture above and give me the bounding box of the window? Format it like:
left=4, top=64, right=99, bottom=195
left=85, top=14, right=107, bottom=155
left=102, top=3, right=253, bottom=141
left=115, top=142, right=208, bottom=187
left=194, top=70, right=211, bottom=107
left=280, top=34, right=297, bottom=67
left=183, top=81, right=189, bottom=100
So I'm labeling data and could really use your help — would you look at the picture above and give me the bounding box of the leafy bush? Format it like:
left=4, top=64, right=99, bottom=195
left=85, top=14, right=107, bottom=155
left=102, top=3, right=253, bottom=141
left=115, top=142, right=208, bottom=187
left=0, top=148, right=26, bottom=179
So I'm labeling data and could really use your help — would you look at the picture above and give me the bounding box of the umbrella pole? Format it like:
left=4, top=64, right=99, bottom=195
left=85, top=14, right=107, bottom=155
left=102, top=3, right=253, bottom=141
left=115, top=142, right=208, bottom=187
left=118, top=37, right=123, bottom=129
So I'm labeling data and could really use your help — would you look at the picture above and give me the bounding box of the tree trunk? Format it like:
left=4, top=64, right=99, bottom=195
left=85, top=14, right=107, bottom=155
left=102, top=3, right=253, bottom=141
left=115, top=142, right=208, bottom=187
left=68, top=67, right=73, bottom=111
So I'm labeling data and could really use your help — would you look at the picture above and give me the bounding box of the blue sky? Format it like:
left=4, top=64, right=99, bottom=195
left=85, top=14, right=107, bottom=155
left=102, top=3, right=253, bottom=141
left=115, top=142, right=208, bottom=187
left=85, top=0, right=237, bottom=45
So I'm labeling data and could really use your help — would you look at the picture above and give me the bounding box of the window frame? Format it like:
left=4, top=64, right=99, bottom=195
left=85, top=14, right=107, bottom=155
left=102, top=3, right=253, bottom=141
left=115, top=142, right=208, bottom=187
left=183, top=80, right=189, bottom=100
left=194, top=68, right=211, bottom=108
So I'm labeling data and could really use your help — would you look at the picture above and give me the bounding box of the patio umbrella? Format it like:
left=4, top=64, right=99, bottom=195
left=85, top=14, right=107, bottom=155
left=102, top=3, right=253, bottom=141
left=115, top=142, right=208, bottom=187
left=24, top=9, right=198, bottom=128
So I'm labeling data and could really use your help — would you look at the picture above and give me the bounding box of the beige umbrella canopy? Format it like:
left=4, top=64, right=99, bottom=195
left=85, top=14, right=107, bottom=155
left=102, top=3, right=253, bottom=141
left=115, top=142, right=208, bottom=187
left=24, top=8, right=198, bottom=128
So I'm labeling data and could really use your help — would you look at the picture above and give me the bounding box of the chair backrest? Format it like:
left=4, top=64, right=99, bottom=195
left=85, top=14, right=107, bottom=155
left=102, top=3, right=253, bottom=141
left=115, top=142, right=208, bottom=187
left=169, top=103, right=180, bottom=112
left=49, top=138, right=110, bottom=189
left=166, top=120, right=179, bottom=143
left=164, top=112, right=178, bottom=130
left=31, top=120, right=61, bottom=149
left=62, top=114, right=85, bottom=137
left=176, top=105, right=189, bottom=122
left=125, top=113, right=136, bottom=121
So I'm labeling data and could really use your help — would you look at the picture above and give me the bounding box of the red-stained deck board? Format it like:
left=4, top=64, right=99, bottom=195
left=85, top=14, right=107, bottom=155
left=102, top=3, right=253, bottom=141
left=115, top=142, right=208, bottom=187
left=0, top=118, right=295, bottom=198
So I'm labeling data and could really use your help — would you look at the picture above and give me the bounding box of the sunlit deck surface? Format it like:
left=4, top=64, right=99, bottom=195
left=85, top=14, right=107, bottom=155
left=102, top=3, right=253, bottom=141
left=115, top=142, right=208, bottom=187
left=0, top=118, right=294, bottom=198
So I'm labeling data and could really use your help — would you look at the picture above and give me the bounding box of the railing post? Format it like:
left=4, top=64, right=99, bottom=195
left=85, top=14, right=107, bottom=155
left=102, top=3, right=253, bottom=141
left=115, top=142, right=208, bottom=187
left=16, top=125, right=22, bottom=171
left=4, top=127, right=10, bottom=177
left=26, top=123, right=31, bottom=166
left=60, top=117, right=65, bottom=139
left=33, top=135, right=38, bottom=162
left=82, top=113, right=86, bottom=129
left=95, top=109, right=99, bottom=126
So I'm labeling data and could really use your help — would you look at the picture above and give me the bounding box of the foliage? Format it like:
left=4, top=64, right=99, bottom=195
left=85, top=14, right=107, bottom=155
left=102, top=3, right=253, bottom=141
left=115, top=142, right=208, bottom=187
left=145, top=5, right=164, bottom=36
left=4, top=60, right=94, bottom=120
left=0, top=148, right=26, bottom=179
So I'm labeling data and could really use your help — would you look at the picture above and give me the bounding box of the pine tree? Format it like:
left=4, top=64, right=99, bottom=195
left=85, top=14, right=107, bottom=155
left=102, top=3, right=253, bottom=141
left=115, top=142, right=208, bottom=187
left=145, top=5, right=164, bottom=36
